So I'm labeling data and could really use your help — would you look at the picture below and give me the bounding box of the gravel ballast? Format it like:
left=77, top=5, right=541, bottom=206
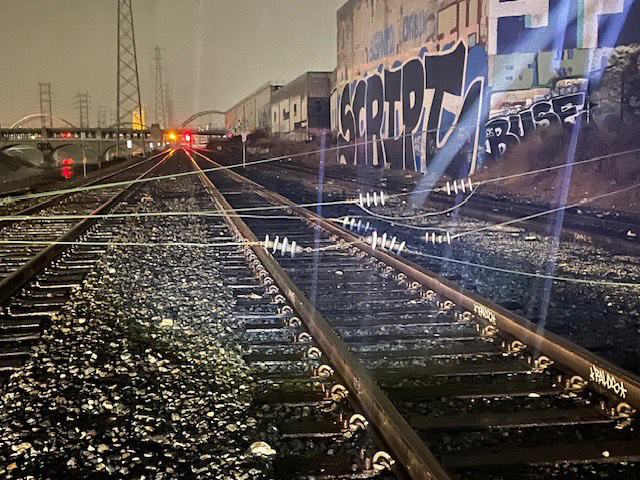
left=0, top=176, right=272, bottom=479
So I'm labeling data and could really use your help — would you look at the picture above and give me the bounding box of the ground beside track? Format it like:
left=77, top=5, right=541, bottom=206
left=0, top=174, right=273, bottom=479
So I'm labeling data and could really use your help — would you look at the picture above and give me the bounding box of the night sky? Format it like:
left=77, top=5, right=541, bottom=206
left=0, top=0, right=344, bottom=127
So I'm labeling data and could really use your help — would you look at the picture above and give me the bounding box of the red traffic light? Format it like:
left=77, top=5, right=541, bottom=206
left=184, top=133, right=191, bottom=143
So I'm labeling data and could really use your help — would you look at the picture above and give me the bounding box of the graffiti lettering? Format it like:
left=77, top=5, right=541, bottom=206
left=485, top=92, right=587, bottom=159
left=369, top=27, right=395, bottom=62
left=402, top=12, right=430, bottom=43
left=590, top=365, right=628, bottom=399
left=338, top=41, right=485, bottom=176
left=473, top=303, right=497, bottom=324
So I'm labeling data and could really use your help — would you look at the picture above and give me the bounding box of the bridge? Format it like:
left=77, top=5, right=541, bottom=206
left=0, top=110, right=226, bottom=165
left=0, top=126, right=156, bottom=165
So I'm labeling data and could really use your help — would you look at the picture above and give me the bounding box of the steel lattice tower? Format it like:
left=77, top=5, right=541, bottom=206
left=75, top=91, right=91, bottom=128
left=97, top=106, right=107, bottom=128
left=38, top=83, right=53, bottom=128
left=152, top=45, right=167, bottom=127
left=164, top=84, right=175, bottom=129
left=116, top=0, right=144, bottom=153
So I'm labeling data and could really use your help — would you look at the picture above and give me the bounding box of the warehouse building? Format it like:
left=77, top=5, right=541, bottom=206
left=225, top=81, right=285, bottom=135
left=271, top=72, right=332, bottom=140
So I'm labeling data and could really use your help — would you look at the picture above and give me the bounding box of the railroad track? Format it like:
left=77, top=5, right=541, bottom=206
left=0, top=149, right=175, bottom=384
left=212, top=146, right=640, bottom=255
left=186, top=147, right=640, bottom=479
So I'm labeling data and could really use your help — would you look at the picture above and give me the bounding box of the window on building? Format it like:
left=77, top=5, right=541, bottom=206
left=294, top=104, right=297, bottom=116
left=273, top=112, right=277, bottom=122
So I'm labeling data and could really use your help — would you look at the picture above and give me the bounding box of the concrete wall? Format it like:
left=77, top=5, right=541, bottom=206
left=336, top=0, right=485, bottom=87
left=225, top=82, right=285, bottom=134
left=271, top=72, right=332, bottom=138
left=334, top=0, right=640, bottom=174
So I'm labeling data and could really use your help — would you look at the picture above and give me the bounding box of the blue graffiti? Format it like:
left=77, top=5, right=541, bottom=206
left=402, top=12, right=428, bottom=43
left=369, top=26, right=394, bottom=62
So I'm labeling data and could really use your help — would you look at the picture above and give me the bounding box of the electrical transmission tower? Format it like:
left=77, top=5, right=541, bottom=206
left=38, top=82, right=53, bottom=128
left=75, top=91, right=91, bottom=128
left=97, top=106, right=107, bottom=128
left=164, top=84, right=175, bottom=129
left=116, top=0, right=144, bottom=153
left=152, top=45, right=167, bottom=127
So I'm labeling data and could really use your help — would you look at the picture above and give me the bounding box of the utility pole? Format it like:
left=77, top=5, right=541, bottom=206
left=38, top=82, right=53, bottom=128
left=152, top=45, right=167, bottom=128
left=74, top=91, right=90, bottom=176
left=97, top=106, right=107, bottom=128
left=116, top=0, right=145, bottom=156
left=74, top=91, right=91, bottom=128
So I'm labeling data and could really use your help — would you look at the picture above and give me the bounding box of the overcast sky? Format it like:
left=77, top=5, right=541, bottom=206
left=0, top=0, right=344, bottom=127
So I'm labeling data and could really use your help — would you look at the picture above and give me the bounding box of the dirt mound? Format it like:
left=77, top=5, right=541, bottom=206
left=474, top=122, right=640, bottom=214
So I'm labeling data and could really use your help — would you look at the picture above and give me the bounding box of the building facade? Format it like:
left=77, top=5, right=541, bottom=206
left=225, top=82, right=285, bottom=135
left=333, top=0, right=640, bottom=175
left=271, top=72, right=332, bottom=139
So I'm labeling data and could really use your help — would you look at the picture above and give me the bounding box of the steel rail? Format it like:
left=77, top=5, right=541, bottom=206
left=193, top=150, right=640, bottom=412
left=259, top=158, right=640, bottom=256
left=186, top=150, right=451, bottom=480
left=0, top=150, right=174, bottom=306
left=0, top=151, right=169, bottom=230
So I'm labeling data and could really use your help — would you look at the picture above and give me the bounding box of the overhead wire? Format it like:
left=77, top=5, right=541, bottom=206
left=4, top=127, right=638, bottom=217
left=405, top=247, right=640, bottom=288
left=451, top=181, right=640, bottom=240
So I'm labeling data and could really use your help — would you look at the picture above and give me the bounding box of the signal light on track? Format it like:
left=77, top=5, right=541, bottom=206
left=184, top=133, right=191, bottom=143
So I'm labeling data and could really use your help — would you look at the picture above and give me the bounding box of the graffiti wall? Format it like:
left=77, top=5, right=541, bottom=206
left=334, top=0, right=640, bottom=173
left=337, top=41, right=486, bottom=176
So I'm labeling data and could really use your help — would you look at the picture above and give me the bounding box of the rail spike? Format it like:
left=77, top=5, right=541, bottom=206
left=314, top=364, right=334, bottom=378
left=305, top=346, right=323, bottom=359
left=347, top=413, right=369, bottom=432
left=295, top=332, right=313, bottom=343
left=372, top=451, right=396, bottom=472
left=565, top=375, right=587, bottom=392
left=329, top=384, right=349, bottom=402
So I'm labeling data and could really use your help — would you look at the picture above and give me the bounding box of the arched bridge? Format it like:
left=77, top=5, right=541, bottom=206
left=0, top=127, right=155, bottom=165
left=179, top=110, right=226, bottom=134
